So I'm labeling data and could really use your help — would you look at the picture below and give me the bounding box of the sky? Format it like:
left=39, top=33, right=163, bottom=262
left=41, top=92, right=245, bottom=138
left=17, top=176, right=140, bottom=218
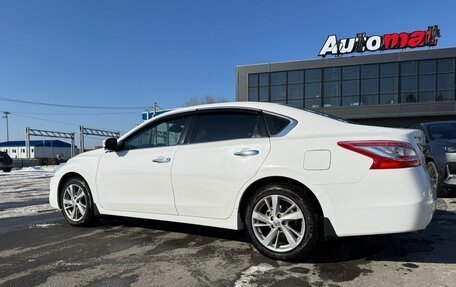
left=0, top=0, right=455, bottom=147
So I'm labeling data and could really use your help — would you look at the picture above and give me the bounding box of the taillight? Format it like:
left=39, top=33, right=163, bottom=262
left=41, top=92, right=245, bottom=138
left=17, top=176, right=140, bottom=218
left=337, top=140, right=420, bottom=169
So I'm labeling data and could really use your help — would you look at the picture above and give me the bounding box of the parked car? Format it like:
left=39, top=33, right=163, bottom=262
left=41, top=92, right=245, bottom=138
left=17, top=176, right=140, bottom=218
left=0, top=151, right=12, bottom=172
left=411, top=121, right=456, bottom=197
left=49, top=102, right=435, bottom=261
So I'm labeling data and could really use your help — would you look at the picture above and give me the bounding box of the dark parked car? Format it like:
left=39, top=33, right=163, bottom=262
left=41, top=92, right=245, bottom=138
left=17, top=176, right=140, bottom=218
left=0, top=151, right=13, bottom=172
left=412, top=121, right=456, bottom=197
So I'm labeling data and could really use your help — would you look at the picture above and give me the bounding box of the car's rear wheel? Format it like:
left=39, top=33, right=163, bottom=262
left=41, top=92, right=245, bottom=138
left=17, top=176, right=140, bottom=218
left=60, top=177, right=94, bottom=226
left=244, top=183, right=321, bottom=261
left=426, top=161, right=449, bottom=197
left=2, top=168, right=11, bottom=172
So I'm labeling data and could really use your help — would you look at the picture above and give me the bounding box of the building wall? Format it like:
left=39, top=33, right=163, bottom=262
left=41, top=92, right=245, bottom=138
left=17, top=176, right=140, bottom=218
left=33, top=147, right=72, bottom=159
left=0, top=146, right=72, bottom=159
left=236, top=48, right=456, bottom=127
left=0, top=147, right=31, bottom=159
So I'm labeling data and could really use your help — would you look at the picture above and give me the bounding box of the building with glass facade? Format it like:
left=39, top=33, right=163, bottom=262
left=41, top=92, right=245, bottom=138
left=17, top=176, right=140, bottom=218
left=236, top=48, right=456, bottom=127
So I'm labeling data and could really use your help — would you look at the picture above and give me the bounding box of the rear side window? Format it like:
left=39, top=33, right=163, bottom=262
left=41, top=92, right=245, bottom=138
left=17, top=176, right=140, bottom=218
left=264, top=113, right=291, bottom=136
left=190, top=112, right=264, bottom=144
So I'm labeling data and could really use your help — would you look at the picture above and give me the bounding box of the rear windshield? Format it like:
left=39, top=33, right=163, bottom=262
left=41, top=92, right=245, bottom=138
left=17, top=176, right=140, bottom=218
left=428, top=122, right=456, bottom=140
left=304, top=109, right=348, bottom=123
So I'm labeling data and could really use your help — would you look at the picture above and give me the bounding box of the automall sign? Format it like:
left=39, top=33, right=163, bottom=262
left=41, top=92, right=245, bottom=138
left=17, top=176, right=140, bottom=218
left=318, top=25, right=440, bottom=57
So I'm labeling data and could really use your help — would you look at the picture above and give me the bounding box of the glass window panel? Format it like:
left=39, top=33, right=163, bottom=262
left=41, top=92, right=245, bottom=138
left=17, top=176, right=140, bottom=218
left=380, top=77, right=398, bottom=93
left=305, top=82, right=321, bottom=98
left=324, top=67, right=341, bottom=81
left=437, top=90, right=454, bottom=101
left=419, top=91, right=435, bottom=102
left=323, top=97, right=340, bottom=107
left=271, top=85, right=286, bottom=101
left=361, top=95, right=378, bottom=105
left=380, top=63, right=398, bottom=77
left=270, top=72, right=286, bottom=85
left=401, top=61, right=418, bottom=76
left=401, top=92, right=417, bottom=103
left=259, top=73, right=269, bottom=86
left=437, top=73, right=454, bottom=90
left=401, top=76, right=417, bottom=92
left=125, top=117, right=188, bottom=149
left=361, top=64, right=378, bottom=79
left=248, top=74, right=258, bottom=87
left=248, top=87, right=258, bottom=101
left=264, top=114, right=291, bottom=136
left=380, top=93, right=397, bottom=104
left=287, top=99, right=303, bottom=109
left=288, top=84, right=303, bottom=100
left=324, top=81, right=340, bottom=97
left=259, top=86, right=269, bottom=102
left=305, top=98, right=321, bottom=109
left=342, top=96, right=360, bottom=106
left=342, top=66, right=359, bottom=80
left=419, top=75, right=436, bottom=91
left=342, top=80, right=359, bottom=96
left=305, top=69, right=321, bottom=83
left=288, top=70, right=304, bottom=84
left=190, top=113, right=260, bottom=144
left=361, top=79, right=378, bottom=95
left=419, top=60, right=436, bottom=74
left=438, top=59, right=454, bottom=73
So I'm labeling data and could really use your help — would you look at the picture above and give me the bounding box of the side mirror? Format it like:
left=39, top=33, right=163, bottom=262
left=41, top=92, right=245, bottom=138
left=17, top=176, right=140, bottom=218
left=103, top=138, right=118, bottom=151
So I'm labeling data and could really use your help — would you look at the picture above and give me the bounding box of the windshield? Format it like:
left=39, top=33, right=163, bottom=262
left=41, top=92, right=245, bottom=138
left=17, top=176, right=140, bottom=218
left=428, top=122, right=456, bottom=140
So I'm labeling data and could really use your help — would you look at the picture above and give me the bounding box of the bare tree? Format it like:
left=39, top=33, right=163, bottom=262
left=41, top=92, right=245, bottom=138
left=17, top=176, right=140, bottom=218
left=185, top=96, right=228, bottom=107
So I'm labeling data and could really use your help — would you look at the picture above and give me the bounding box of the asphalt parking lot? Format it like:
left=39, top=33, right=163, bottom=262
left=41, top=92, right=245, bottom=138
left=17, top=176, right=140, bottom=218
left=0, top=169, right=455, bottom=287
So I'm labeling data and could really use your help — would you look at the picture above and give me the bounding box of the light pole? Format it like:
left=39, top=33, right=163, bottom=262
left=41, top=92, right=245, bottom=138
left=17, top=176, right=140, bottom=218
left=2, top=112, right=10, bottom=142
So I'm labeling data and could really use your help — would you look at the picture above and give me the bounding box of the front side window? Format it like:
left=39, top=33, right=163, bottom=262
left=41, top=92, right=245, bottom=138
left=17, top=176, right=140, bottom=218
left=190, top=112, right=264, bottom=144
left=123, top=116, right=189, bottom=150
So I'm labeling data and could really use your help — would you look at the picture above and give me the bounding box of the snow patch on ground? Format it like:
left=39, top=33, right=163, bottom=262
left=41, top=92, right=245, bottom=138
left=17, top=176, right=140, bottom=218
left=0, top=204, right=54, bottom=219
left=29, top=223, right=59, bottom=229
left=0, top=166, right=55, bottom=219
left=234, top=263, right=275, bottom=287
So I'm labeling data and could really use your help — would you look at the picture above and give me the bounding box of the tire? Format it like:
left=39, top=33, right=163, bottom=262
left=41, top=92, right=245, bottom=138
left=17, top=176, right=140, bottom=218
left=244, top=182, right=321, bottom=261
left=3, top=168, right=11, bottom=172
left=60, top=177, right=94, bottom=226
left=426, top=161, right=450, bottom=198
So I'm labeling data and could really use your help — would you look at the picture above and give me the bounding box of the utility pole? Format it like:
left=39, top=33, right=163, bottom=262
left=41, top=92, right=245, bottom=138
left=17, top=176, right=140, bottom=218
left=2, top=112, right=10, bottom=141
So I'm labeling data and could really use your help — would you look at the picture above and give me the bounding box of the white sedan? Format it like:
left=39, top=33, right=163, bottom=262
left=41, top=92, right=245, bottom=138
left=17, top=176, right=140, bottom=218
left=49, top=102, right=436, bottom=261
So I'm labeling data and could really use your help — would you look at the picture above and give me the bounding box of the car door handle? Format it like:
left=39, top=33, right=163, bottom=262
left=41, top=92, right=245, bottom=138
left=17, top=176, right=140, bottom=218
left=234, top=149, right=259, bottom=157
left=152, top=156, right=171, bottom=163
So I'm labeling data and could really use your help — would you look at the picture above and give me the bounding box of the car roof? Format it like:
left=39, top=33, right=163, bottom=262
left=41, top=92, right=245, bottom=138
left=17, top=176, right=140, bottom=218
left=119, top=102, right=346, bottom=141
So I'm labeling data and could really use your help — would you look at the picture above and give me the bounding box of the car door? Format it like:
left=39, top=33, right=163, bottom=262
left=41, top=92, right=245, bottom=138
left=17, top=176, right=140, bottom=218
left=172, top=109, right=271, bottom=219
left=97, top=115, right=190, bottom=214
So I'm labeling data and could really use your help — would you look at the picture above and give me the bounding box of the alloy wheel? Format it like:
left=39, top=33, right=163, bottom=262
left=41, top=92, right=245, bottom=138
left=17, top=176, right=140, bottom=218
left=63, top=184, right=88, bottom=222
left=251, top=194, right=305, bottom=253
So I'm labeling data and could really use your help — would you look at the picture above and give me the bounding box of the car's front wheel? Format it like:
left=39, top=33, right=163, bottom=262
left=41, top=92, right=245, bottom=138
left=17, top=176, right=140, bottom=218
left=244, top=183, right=321, bottom=261
left=1, top=168, right=11, bottom=172
left=60, top=177, right=94, bottom=226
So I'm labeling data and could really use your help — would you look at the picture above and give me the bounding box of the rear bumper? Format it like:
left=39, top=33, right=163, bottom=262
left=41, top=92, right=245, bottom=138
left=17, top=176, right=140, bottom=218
left=319, top=166, right=436, bottom=237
